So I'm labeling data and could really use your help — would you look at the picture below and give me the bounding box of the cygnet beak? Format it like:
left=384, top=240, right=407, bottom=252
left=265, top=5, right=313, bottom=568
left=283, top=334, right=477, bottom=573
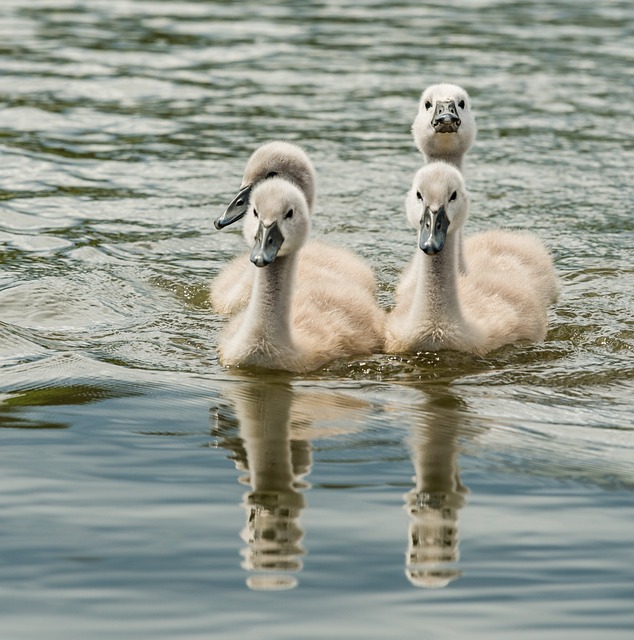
left=214, top=184, right=252, bottom=229
left=419, top=206, right=450, bottom=255
left=250, top=221, right=285, bottom=267
left=431, top=100, right=461, bottom=133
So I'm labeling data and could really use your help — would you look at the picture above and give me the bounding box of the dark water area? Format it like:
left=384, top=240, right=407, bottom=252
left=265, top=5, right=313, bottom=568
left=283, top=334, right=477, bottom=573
left=1, top=1, right=633, bottom=638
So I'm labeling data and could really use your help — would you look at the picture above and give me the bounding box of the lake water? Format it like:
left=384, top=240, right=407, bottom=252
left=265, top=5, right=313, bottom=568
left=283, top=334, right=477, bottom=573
left=1, top=0, right=633, bottom=638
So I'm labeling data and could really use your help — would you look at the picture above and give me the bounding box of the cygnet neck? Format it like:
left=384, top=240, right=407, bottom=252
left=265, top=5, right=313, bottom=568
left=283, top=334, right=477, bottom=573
left=425, top=150, right=464, bottom=172
left=410, top=232, right=464, bottom=327
left=243, top=254, right=297, bottom=348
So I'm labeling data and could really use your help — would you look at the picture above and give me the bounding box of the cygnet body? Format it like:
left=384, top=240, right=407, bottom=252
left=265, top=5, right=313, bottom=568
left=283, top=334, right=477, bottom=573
left=386, top=162, right=558, bottom=356
left=219, top=178, right=385, bottom=373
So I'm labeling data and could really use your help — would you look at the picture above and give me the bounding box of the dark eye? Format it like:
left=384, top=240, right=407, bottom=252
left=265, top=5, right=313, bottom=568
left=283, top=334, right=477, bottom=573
left=253, top=208, right=258, bottom=218
left=416, top=191, right=423, bottom=201
left=284, top=209, right=293, bottom=220
left=266, top=171, right=278, bottom=179
left=424, top=100, right=432, bottom=110
left=449, top=191, right=457, bottom=202
left=458, top=100, right=465, bottom=109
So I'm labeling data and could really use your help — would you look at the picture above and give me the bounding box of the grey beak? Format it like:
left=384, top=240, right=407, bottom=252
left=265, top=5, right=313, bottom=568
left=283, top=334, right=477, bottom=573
left=214, top=184, right=252, bottom=230
left=250, top=221, right=285, bottom=267
left=432, top=100, right=461, bottom=133
left=419, top=206, right=450, bottom=255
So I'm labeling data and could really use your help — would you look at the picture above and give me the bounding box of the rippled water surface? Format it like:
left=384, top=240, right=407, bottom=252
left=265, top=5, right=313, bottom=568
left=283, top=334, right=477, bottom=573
left=1, top=0, right=633, bottom=638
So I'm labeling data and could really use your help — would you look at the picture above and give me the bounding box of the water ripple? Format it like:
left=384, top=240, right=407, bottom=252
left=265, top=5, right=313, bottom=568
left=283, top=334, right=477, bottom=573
left=1, top=1, right=633, bottom=634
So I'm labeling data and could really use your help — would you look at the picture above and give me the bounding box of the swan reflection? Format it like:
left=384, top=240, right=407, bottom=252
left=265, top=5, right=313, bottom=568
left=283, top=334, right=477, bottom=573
left=404, top=388, right=471, bottom=588
left=212, top=376, right=368, bottom=590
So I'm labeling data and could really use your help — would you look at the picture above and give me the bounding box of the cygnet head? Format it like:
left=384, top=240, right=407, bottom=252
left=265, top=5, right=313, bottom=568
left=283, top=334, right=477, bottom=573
left=411, top=83, right=476, bottom=167
left=406, top=162, right=469, bottom=255
left=215, top=141, right=316, bottom=230
left=243, top=177, right=311, bottom=268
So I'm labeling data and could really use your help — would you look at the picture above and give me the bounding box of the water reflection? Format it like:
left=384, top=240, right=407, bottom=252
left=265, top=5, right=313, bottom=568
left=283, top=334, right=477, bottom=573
left=403, top=387, right=471, bottom=588
left=212, top=376, right=369, bottom=590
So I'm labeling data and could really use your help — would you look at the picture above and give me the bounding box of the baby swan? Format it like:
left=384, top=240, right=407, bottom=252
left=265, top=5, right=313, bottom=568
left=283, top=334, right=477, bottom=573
left=219, top=178, right=385, bottom=373
left=386, top=163, right=558, bottom=356
left=412, top=83, right=477, bottom=170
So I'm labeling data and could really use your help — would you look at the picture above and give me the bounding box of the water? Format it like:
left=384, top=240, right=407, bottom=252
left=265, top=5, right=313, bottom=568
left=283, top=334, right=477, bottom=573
left=1, top=0, right=633, bottom=637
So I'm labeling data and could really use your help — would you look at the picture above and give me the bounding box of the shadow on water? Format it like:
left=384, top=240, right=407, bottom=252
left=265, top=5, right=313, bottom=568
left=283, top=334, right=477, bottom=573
left=0, top=380, right=144, bottom=429
left=0, top=407, right=68, bottom=430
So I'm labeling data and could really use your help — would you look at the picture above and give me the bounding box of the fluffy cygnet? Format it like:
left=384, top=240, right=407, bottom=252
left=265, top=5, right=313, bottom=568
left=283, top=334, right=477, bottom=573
left=218, top=178, right=385, bottom=373
left=386, top=162, right=558, bottom=356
